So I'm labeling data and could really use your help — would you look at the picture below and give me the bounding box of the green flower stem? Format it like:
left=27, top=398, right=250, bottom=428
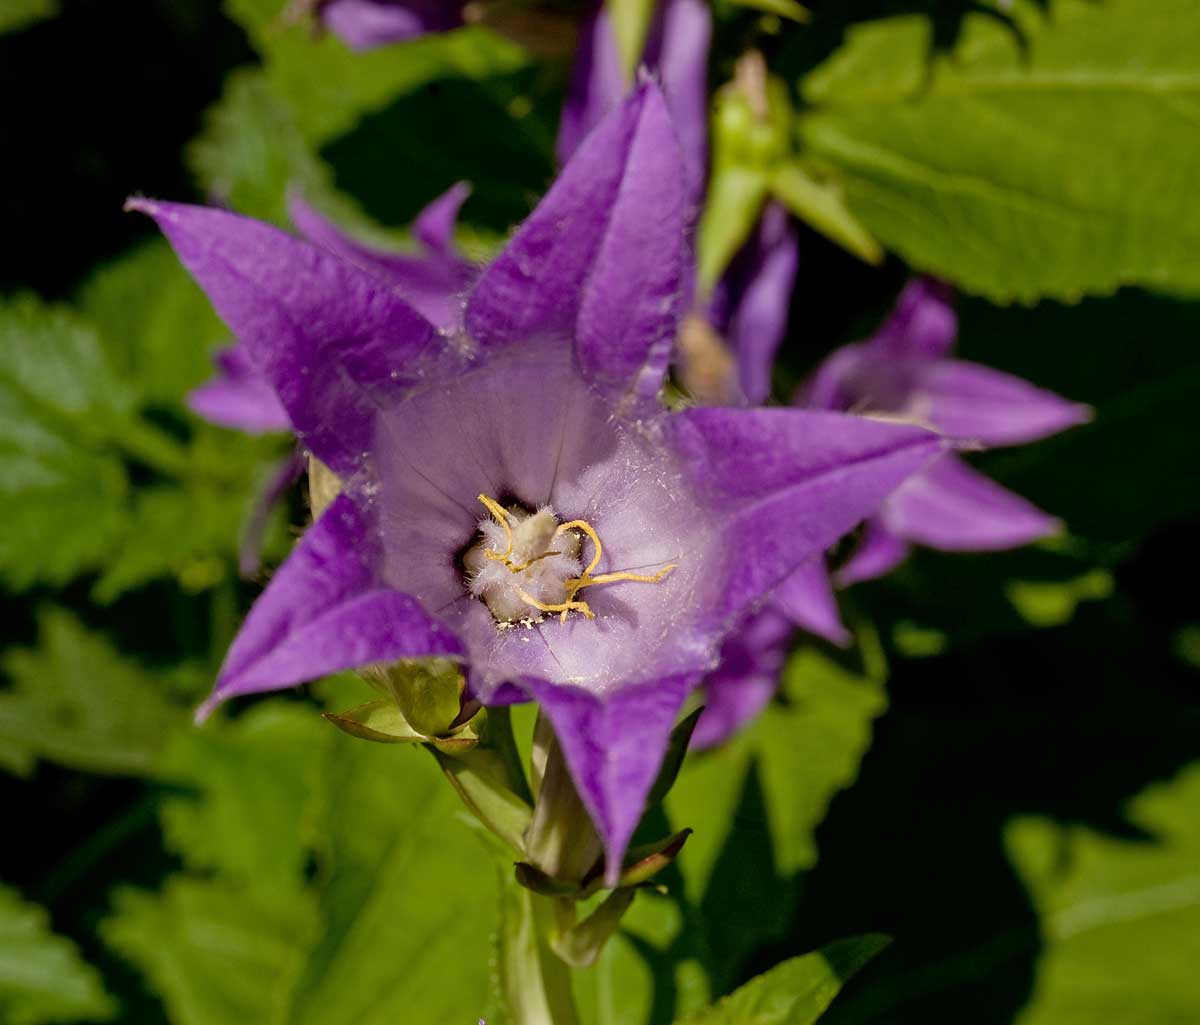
left=497, top=878, right=582, bottom=1025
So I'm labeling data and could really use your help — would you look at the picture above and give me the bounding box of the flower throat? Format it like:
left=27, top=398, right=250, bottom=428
left=464, top=494, right=676, bottom=626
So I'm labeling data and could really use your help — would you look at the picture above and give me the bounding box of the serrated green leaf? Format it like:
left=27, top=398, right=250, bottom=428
left=104, top=879, right=318, bottom=1025
left=0, top=610, right=186, bottom=779
left=90, top=484, right=259, bottom=604
left=0, top=296, right=132, bottom=588
left=667, top=649, right=887, bottom=994
left=77, top=239, right=226, bottom=406
left=106, top=698, right=500, bottom=1025
left=159, top=704, right=331, bottom=883
left=798, top=0, right=1200, bottom=302
left=0, top=885, right=114, bottom=1025
left=1006, top=764, right=1200, bottom=1025
left=192, top=6, right=529, bottom=224
left=676, top=935, right=889, bottom=1025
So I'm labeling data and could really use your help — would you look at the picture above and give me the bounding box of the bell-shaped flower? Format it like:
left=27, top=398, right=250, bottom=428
left=806, top=278, right=1092, bottom=584
left=131, top=83, right=944, bottom=879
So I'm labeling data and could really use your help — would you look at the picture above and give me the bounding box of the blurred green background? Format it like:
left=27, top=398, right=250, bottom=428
left=1, top=2, right=1197, bottom=1024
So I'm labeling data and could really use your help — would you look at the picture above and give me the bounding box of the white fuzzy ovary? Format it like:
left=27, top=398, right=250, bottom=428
left=464, top=506, right=584, bottom=625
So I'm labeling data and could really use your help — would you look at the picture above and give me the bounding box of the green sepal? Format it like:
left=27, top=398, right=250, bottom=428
left=433, top=743, right=533, bottom=855
left=551, top=889, right=637, bottom=968
left=375, top=657, right=467, bottom=738
left=697, top=72, right=793, bottom=291
left=579, top=828, right=692, bottom=898
left=770, top=161, right=883, bottom=266
left=645, top=707, right=704, bottom=809
left=513, top=861, right=581, bottom=898
left=321, top=700, right=425, bottom=744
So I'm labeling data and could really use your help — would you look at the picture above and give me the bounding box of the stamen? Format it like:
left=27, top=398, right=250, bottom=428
left=475, top=494, right=676, bottom=625
left=515, top=588, right=595, bottom=620
left=477, top=494, right=514, bottom=563
left=555, top=519, right=604, bottom=578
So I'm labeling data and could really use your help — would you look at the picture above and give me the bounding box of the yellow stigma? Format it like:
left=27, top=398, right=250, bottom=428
left=476, top=494, right=676, bottom=623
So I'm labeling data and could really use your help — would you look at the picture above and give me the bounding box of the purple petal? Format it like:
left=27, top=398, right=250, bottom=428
left=834, top=516, right=911, bottom=586
left=642, top=0, right=711, bottom=204
left=870, top=277, right=957, bottom=359
left=468, top=81, right=687, bottom=401
left=320, top=0, right=463, bottom=50
left=187, top=345, right=292, bottom=433
left=556, top=6, right=624, bottom=169
left=557, top=0, right=711, bottom=204
left=524, top=672, right=698, bottom=884
left=709, top=203, right=798, bottom=404
left=666, top=407, right=945, bottom=626
left=201, top=493, right=463, bottom=719
left=238, top=448, right=306, bottom=579
left=692, top=608, right=793, bottom=749
left=918, top=359, right=1093, bottom=447
left=412, top=181, right=471, bottom=256
left=128, top=199, right=443, bottom=478
left=773, top=557, right=849, bottom=646
left=287, top=190, right=474, bottom=332
left=881, top=454, right=1061, bottom=551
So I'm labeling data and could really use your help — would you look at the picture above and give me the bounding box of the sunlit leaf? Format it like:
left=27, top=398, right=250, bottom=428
left=0, top=884, right=115, bottom=1025
left=1007, top=764, right=1200, bottom=1024
left=799, top=0, right=1200, bottom=301
left=676, top=934, right=889, bottom=1025
left=0, top=610, right=186, bottom=779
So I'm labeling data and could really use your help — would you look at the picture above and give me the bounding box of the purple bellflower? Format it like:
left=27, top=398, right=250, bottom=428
left=806, top=278, right=1093, bottom=585
left=188, top=182, right=475, bottom=433
left=130, top=83, right=945, bottom=879
left=559, top=4, right=844, bottom=748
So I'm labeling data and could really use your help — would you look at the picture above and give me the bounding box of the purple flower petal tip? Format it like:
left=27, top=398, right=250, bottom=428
left=882, top=455, right=1062, bottom=552
left=201, top=494, right=464, bottom=719
left=692, top=608, right=792, bottom=749
left=526, top=674, right=697, bottom=885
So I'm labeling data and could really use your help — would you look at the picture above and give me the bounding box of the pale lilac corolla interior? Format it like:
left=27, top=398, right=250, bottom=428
left=365, top=338, right=716, bottom=698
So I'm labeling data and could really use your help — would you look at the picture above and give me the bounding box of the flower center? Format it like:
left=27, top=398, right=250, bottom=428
left=464, top=494, right=677, bottom=627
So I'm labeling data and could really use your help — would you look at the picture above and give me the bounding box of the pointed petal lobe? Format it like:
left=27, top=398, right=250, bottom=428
left=871, top=277, right=957, bottom=359
left=187, top=345, right=292, bottom=433
left=919, top=360, right=1093, bottom=447
left=835, top=516, right=911, bottom=586
left=882, top=454, right=1061, bottom=551
left=201, top=494, right=463, bottom=718
left=468, top=82, right=687, bottom=400
left=692, top=608, right=793, bottom=749
left=128, top=199, right=442, bottom=477
left=667, top=408, right=945, bottom=625
left=524, top=673, right=697, bottom=884
left=773, top=558, right=849, bottom=646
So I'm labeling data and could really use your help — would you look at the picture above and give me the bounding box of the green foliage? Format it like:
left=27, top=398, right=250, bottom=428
left=676, top=935, right=888, bottom=1025
left=798, top=0, right=1200, bottom=302
left=104, top=700, right=498, bottom=1025
left=1006, top=765, right=1200, bottom=1025
left=192, top=5, right=532, bottom=227
left=0, top=255, right=286, bottom=597
left=78, top=239, right=226, bottom=407
left=0, top=884, right=114, bottom=1025
left=0, top=610, right=187, bottom=779
left=0, top=296, right=133, bottom=588
left=573, top=647, right=888, bottom=1024
left=0, top=0, right=58, bottom=35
